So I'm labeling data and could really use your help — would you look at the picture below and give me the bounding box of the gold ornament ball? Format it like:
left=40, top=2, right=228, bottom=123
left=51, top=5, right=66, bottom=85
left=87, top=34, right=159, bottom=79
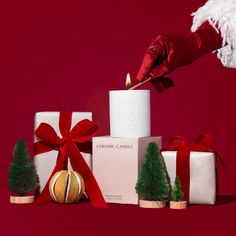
left=49, top=170, right=85, bottom=203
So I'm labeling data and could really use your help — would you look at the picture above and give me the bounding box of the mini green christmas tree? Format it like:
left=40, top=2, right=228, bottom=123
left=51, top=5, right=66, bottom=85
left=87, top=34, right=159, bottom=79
left=135, top=142, right=170, bottom=201
left=171, top=176, right=184, bottom=202
left=8, top=140, right=38, bottom=196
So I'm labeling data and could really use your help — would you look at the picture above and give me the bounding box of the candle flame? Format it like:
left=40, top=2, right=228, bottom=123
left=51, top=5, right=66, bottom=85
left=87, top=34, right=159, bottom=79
left=125, top=73, right=132, bottom=89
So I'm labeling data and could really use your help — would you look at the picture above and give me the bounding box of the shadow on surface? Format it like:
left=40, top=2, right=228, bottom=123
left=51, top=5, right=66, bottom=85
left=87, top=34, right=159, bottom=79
left=216, top=195, right=236, bottom=206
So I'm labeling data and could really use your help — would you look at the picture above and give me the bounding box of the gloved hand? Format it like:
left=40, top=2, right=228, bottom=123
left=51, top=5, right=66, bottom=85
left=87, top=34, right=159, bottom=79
left=136, top=21, right=223, bottom=91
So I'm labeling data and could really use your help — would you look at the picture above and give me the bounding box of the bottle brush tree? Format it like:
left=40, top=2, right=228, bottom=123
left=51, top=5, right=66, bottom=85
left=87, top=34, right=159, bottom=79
left=8, top=140, right=38, bottom=196
left=135, top=142, right=170, bottom=201
left=171, top=176, right=184, bottom=202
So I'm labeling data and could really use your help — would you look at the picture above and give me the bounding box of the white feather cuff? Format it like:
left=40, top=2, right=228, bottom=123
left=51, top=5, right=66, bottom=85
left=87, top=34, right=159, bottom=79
left=191, top=0, right=236, bottom=68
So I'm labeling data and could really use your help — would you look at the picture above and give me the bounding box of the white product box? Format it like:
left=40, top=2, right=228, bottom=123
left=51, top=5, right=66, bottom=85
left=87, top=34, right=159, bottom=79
left=93, top=136, right=162, bottom=204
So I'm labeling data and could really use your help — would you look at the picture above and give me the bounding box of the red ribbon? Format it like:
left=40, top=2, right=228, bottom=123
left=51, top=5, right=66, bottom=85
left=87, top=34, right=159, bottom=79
left=34, top=112, right=107, bottom=208
left=161, top=134, right=218, bottom=202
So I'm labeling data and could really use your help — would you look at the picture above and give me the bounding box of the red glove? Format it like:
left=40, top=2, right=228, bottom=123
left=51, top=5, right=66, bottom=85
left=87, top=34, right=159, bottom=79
left=136, top=21, right=222, bottom=92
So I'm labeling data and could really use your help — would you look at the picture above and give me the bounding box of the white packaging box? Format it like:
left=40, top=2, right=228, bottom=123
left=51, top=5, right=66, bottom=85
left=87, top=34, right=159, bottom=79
left=34, top=112, right=92, bottom=191
left=92, top=136, right=162, bottom=204
left=162, top=151, right=216, bottom=204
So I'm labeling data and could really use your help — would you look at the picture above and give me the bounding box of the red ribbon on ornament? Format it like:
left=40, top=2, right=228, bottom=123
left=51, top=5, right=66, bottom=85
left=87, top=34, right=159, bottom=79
left=161, top=134, right=224, bottom=203
left=34, top=112, right=107, bottom=208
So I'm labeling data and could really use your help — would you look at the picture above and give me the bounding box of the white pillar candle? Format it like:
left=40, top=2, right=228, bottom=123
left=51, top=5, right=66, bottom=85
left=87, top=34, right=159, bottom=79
left=109, top=90, right=150, bottom=137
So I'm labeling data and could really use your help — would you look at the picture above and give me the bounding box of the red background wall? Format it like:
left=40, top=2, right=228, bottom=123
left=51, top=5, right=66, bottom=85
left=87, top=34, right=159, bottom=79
left=1, top=0, right=235, bottom=234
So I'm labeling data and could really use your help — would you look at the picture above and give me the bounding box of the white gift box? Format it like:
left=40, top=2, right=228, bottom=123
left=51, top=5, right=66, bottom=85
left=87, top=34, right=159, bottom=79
left=34, top=112, right=92, bottom=191
left=92, top=136, right=162, bottom=204
left=162, top=151, right=217, bottom=204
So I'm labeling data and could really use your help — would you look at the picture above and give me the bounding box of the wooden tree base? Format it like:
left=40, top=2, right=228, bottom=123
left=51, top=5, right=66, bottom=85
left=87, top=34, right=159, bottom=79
left=170, top=201, right=187, bottom=209
left=10, top=196, right=34, bottom=204
left=139, top=200, right=166, bottom=208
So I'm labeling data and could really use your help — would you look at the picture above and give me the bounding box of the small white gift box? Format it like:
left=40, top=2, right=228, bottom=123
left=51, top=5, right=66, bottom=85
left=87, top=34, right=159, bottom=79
left=162, top=151, right=216, bottom=204
left=34, top=112, right=92, bottom=191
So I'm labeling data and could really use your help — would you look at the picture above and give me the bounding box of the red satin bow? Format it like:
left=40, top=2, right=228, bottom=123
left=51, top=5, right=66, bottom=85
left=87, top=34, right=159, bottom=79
left=161, top=134, right=215, bottom=202
left=34, top=112, right=107, bottom=208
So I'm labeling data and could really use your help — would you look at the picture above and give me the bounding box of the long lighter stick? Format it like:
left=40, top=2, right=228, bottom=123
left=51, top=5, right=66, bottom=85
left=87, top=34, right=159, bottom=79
left=128, top=77, right=152, bottom=90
